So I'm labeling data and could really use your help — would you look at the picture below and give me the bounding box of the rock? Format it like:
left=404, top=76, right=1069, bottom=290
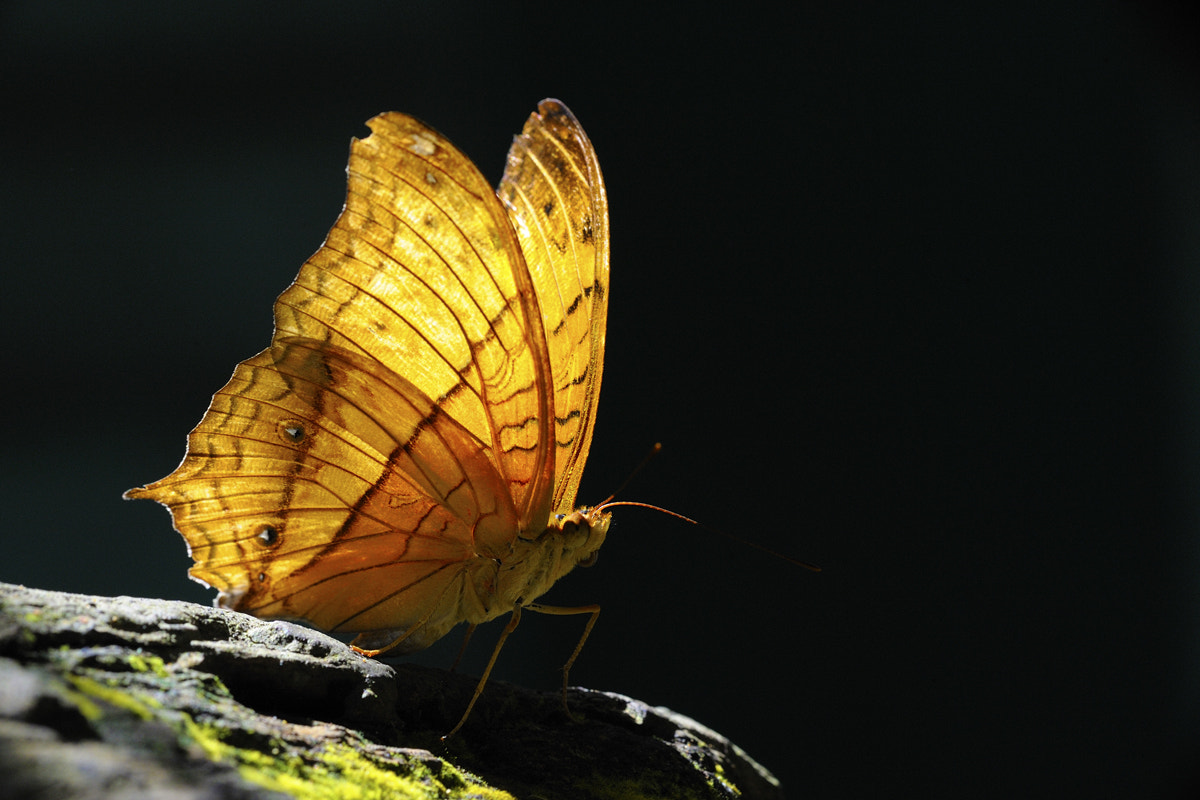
left=0, top=583, right=783, bottom=799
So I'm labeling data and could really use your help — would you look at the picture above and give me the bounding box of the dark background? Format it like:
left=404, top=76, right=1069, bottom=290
left=3, top=2, right=1199, bottom=797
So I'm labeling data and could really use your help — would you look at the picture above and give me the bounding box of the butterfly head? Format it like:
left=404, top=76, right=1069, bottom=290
left=553, top=505, right=612, bottom=569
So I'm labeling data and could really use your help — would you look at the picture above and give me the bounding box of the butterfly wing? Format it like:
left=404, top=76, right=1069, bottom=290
left=127, top=106, right=565, bottom=642
left=499, top=100, right=609, bottom=516
left=274, top=111, right=557, bottom=531
left=138, top=339, right=519, bottom=647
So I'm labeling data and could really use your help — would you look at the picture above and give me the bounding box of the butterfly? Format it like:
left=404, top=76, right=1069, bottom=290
left=127, top=99, right=610, bottom=734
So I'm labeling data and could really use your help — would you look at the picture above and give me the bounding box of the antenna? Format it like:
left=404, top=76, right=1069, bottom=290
left=596, top=443, right=822, bottom=572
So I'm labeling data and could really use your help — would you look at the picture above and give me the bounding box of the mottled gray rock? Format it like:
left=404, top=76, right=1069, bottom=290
left=0, top=582, right=783, bottom=800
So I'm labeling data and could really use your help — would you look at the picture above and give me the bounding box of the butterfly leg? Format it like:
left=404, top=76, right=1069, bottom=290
left=443, top=607, right=523, bottom=739
left=449, top=623, right=478, bottom=673
left=350, top=578, right=462, bottom=657
left=524, top=602, right=601, bottom=721
left=349, top=617, right=432, bottom=657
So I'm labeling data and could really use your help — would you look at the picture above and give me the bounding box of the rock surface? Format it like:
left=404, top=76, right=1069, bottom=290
left=0, top=583, right=783, bottom=799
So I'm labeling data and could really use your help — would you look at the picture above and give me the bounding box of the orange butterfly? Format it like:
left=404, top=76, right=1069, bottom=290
left=127, top=99, right=610, bottom=734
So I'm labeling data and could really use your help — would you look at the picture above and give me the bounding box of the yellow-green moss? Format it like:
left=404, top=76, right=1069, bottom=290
left=710, top=762, right=740, bottom=797
left=231, top=741, right=514, bottom=800
left=66, top=675, right=159, bottom=720
left=61, top=668, right=513, bottom=800
left=126, top=652, right=170, bottom=678
left=175, top=713, right=514, bottom=800
left=58, top=682, right=104, bottom=721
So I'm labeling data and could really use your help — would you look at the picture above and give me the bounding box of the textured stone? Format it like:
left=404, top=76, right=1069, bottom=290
left=0, top=583, right=783, bottom=800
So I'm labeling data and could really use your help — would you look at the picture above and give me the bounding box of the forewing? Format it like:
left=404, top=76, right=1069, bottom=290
left=498, top=99, right=609, bottom=515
